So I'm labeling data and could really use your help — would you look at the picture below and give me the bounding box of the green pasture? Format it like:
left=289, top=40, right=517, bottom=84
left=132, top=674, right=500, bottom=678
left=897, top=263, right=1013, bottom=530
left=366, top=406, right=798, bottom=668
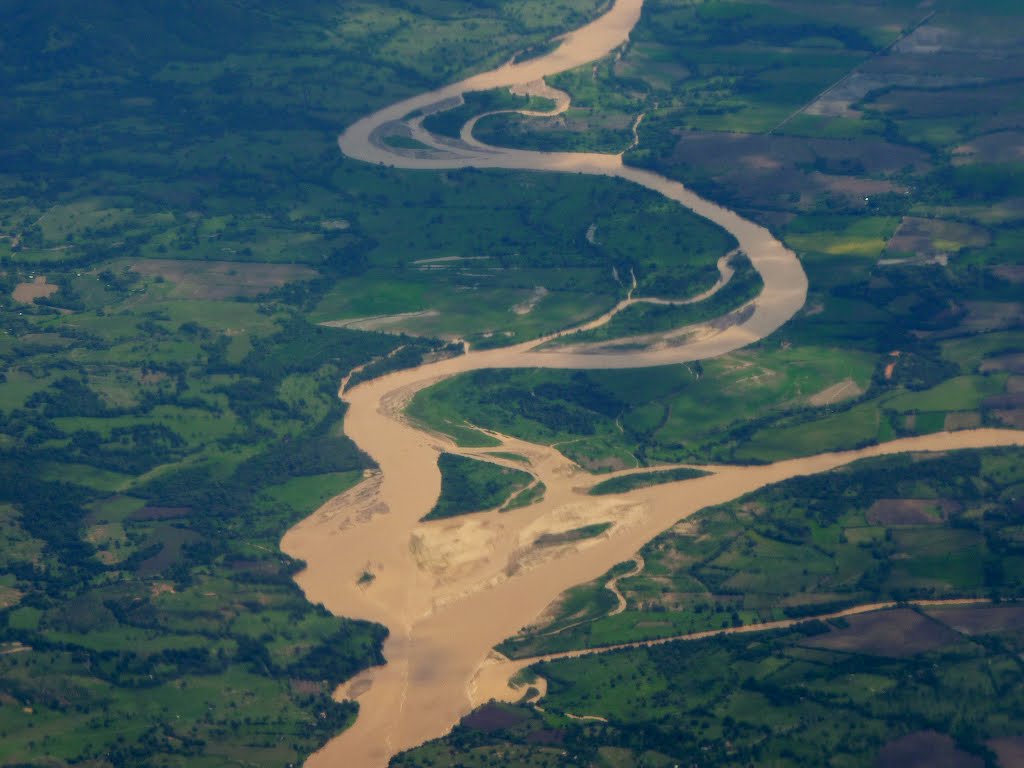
left=589, top=467, right=709, bottom=495
left=425, top=454, right=534, bottom=520
left=404, top=596, right=1024, bottom=767
left=5, top=0, right=1024, bottom=765
left=411, top=343, right=879, bottom=464
left=505, top=447, right=1024, bottom=656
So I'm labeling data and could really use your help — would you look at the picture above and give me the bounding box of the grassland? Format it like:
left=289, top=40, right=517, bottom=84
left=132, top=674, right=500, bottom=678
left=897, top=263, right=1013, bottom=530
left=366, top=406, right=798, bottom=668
left=406, top=0, right=1024, bottom=469
left=424, top=454, right=534, bottom=520
left=410, top=217, right=1022, bottom=467
left=589, top=467, right=709, bottom=495
left=548, top=251, right=762, bottom=346
left=422, top=89, right=557, bottom=139
left=0, top=0, right=634, bottom=763
left=410, top=343, right=885, bottom=468
left=500, top=447, right=1024, bottom=657
left=4, top=0, right=1024, bottom=764
left=302, top=168, right=738, bottom=347
left=399, top=447, right=1024, bottom=766
left=0, top=284, right=430, bottom=764
left=398, top=602, right=1024, bottom=767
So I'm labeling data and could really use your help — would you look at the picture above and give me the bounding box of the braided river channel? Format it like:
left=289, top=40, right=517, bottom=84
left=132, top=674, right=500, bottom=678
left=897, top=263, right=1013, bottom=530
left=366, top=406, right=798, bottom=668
left=281, top=2, right=1024, bottom=764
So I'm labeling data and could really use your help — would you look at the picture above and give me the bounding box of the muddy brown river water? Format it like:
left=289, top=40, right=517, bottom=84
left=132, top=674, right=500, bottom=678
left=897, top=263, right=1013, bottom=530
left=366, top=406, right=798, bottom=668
left=281, top=2, right=1024, bottom=765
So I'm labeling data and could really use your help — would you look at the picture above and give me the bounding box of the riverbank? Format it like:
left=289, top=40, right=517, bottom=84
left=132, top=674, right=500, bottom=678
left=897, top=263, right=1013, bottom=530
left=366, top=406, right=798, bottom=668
left=282, top=0, right=1024, bottom=765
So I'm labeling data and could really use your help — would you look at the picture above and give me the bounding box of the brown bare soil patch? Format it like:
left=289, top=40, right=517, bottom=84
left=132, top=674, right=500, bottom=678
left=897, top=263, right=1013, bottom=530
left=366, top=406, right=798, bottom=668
left=957, top=302, right=1024, bottom=333
left=227, top=559, right=279, bottom=574
left=672, top=133, right=925, bottom=177
left=801, top=608, right=963, bottom=657
left=985, top=393, right=1024, bottom=410
left=138, top=370, right=168, bottom=385
left=993, top=265, right=1024, bottom=284
left=1008, top=377, right=1024, bottom=394
left=867, top=81, right=1024, bottom=121
left=887, top=217, right=990, bottom=259
left=994, top=410, right=1024, bottom=428
left=814, top=172, right=900, bottom=198
left=137, top=526, right=200, bottom=577
left=291, top=679, right=327, bottom=695
left=981, top=354, right=1024, bottom=374
left=131, top=259, right=316, bottom=299
left=150, top=582, right=176, bottom=598
left=12, top=276, right=59, bottom=304
left=130, top=506, right=191, bottom=521
left=524, top=729, right=564, bottom=745
left=927, top=605, right=1024, bottom=636
left=867, top=498, right=960, bottom=526
left=666, top=133, right=925, bottom=210
left=944, top=412, right=981, bottom=430
left=953, top=131, right=1024, bottom=166
left=875, top=730, right=983, bottom=768
left=576, top=455, right=633, bottom=473
left=461, top=702, right=529, bottom=732
left=0, top=586, right=23, bottom=609
left=988, top=736, right=1024, bottom=768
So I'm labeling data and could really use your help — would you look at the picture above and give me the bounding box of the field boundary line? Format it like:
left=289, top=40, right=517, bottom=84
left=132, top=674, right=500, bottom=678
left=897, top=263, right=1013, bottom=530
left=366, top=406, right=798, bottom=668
left=521, top=596, right=995, bottom=664
left=770, top=10, right=937, bottom=134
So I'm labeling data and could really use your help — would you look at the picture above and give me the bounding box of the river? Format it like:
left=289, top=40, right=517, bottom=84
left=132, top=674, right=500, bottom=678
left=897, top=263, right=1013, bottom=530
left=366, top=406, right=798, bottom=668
left=281, top=2, right=1024, bottom=766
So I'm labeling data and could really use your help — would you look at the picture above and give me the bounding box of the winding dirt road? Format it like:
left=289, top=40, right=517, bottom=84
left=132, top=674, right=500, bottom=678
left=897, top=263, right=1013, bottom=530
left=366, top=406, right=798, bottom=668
left=281, top=2, right=1024, bottom=766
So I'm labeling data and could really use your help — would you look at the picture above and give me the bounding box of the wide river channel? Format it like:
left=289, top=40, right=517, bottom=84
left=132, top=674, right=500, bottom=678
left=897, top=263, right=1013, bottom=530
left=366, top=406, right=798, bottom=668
left=281, top=2, right=1024, bottom=765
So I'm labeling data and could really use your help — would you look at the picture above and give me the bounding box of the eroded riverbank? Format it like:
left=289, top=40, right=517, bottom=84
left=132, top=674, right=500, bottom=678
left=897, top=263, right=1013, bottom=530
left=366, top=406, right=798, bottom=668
left=284, top=368, right=1024, bottom=768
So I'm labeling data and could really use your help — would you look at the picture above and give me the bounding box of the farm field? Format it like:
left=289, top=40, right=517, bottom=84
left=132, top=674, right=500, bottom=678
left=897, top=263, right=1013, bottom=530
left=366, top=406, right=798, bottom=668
left=500, top=447, right=1024, bottom=656
left=409, top=0, right=1024, bottom=467
left=401, top=448, right=1024, bottom=766
left=413, top=338, right=963, bottom=468
left=305, top=168, right=737, bottom=347
left=397, top=600, right=1024, bottom=768
left=424, top=453, right=535, bottom=520
left=2, top=0, right=1024, bottom=766
left=546, top=251, right=762, bottom=347
left=268, top=0, right=1024, bottom=763
left=0, top=0, right=626, bottom=763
